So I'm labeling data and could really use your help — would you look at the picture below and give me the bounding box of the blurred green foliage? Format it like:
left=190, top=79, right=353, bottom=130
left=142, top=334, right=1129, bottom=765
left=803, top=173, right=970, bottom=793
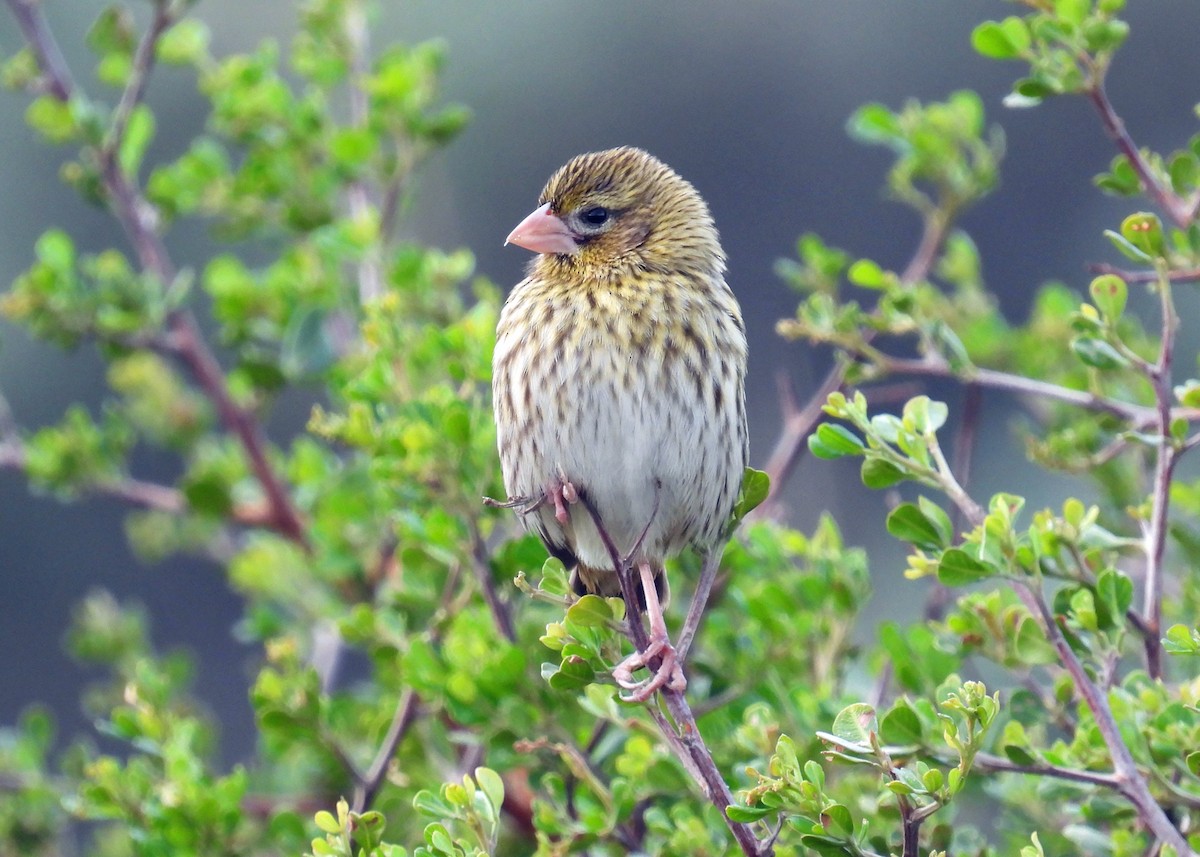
left=2, top=0, right=1200, bottom=855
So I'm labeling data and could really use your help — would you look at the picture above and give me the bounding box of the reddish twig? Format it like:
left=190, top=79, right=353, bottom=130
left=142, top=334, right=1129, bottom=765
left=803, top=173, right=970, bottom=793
left=1085, top=81, right=1198, bottom=228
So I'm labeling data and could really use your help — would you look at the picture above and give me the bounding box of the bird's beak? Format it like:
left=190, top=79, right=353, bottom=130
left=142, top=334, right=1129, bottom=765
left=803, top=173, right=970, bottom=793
left=505, top=202, right=580, bottom=256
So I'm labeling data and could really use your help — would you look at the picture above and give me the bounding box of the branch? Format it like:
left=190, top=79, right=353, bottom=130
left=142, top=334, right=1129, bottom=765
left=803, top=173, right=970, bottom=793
left=104, top=1, right=174, bottom=157
left=352, top=689, right=420, bottom=813
left=973, top=751, right=1123, bottom=789
left=1088, top=263, right=1200, bottom=285
left=761, top=205, right=954, bottom=506
left=577, top=497, right=769, bottom=857
left=1085, top=82, right=1197, bottom=228
left=1139, top=272, right=1181, bottom=680
left=6, top=0, right=309, bottom=549
left=468, top=522, right=516, bottom=642
left=4, top=0, right=74, bottom=99
left=879, top=355, right=1168, bottom=426
left=157, top=316, right=309, bottom=546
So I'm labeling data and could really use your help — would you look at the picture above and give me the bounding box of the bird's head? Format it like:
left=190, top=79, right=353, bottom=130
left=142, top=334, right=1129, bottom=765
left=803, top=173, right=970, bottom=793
left=506, top=147, right=723, bottom=280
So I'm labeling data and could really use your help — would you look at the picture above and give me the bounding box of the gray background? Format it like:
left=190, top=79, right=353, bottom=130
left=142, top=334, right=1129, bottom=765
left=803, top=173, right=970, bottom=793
left=2, top=1, right=1196, bottom=762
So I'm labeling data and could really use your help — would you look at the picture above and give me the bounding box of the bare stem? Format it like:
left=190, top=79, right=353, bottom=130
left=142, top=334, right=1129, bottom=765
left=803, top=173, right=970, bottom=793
left=1088, top=263, right=1200, bottom=285
left=4, top=0, right=73, bottom=99
left=469, top=522, right=516, bottom=642
left=1140, top=272, right=1181, bottom=680
left=973, top=751, right=1124, bottom=789
left=352, top=689, right=420, bottom=812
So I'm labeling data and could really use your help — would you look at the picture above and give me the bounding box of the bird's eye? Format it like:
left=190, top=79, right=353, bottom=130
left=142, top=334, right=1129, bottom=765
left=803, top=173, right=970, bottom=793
left=581, top=207, right=610, bottom=227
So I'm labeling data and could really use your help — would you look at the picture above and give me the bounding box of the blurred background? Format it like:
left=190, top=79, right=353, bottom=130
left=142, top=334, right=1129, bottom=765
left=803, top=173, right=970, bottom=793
left=2, top=0, right=1197, bottom=763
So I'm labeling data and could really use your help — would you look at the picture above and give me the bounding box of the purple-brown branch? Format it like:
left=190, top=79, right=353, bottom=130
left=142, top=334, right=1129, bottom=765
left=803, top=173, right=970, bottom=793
left=1085, top=81, right=1199, bottom=228
left=5, top=0, right=309, bottom=550
left=939, top=482, right=1192, bottom=856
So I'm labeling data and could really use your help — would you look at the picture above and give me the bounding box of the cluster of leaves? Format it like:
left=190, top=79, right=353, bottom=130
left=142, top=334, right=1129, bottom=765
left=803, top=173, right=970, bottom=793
left=2, top=0, right=1200, bottom=856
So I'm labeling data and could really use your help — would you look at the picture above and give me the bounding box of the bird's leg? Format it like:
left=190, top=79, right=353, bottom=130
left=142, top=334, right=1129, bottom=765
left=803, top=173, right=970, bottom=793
left=612, top=560, right=686, bottom=702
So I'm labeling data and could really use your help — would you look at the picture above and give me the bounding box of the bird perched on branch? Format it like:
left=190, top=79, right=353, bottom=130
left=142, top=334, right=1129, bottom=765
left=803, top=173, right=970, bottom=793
left=492, top=147, right=748, bottom=700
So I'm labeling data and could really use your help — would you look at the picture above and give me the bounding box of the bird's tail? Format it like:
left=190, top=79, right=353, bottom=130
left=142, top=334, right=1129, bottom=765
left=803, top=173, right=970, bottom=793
left=571, top=563, right=669, bottom=612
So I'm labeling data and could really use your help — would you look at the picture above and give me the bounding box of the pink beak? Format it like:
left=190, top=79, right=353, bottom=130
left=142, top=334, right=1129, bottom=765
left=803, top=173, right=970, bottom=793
left=505, top=202, right=580, bottom=256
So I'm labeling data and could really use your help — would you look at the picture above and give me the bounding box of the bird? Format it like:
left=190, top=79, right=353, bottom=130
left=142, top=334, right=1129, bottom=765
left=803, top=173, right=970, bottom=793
left=491, top=147, right=748, bottom=700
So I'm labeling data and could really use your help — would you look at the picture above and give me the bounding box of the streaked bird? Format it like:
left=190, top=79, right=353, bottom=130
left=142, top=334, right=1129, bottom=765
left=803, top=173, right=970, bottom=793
left=492, top=147, right=748, bottom=699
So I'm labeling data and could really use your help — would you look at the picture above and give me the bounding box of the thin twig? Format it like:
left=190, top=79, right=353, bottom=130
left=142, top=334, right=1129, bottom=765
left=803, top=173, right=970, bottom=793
left=1087, top=263, right=1200, bottom=285
left=158, top=317, right=309, bottom=546
left=469, top=522, right=516, bottom=642
left=104, top=1, right=174, bottom=158
left=676, top=548, right=721, bottom=661
left=1139, top=271, right=1181, bottom=680
left=4, top=0, right=73, bottom=99
left=352, top=689, right=420, bottom=812
left=760, top=204, right=956, bottom=506
left=1085, top=82, right=1196, bottom=228
left=973, top=752, right=1123, bottom=789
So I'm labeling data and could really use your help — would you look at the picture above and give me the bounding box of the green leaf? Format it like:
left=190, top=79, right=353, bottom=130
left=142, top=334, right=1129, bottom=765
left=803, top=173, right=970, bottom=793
left=880, top=701, right=924, bottom=745
left=1088, top=274, right=1127, bottom=321
left=1094, top=568, right=1132, bottom=629
left=726, top=804, right=773, bottom=823
left=1119, top=212, right=1165, bottom=258
left=565, top=595, right=613, bottom=628
left=937, top=549, right=992, bottom=586
left=1071, top=336, right=1128, bottom=370
left=886, top=503, right=946, bottom=551
left=156, top=19, right=210, bottom=66
left=547, top=655, right=594, bottom=691
left=972, top=18, right=1030, bottom=59
left=847, top=103, right=901, bottom=145
left=861, top=458, right=905, bottom=489
left=1004, top=738, right=1039, bottom=766
left=822, top=804, right=855, bottom=839
left=732, top=468, right=770, bottom=522
left=1164, top=624, right=1200, bottom=655
left=831, top=703, right=877, bottom=746
left=118, top=104, right=155, bottom=178
left=808, top=423, right=865, bottom=459
left=847, top=259, right=888, bottom=289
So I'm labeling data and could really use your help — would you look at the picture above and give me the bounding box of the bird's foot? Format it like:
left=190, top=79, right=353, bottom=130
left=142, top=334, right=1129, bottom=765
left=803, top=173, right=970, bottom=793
left=613, top=634, right=686, bottom=702
left=483, top=493, right=547, bottom=515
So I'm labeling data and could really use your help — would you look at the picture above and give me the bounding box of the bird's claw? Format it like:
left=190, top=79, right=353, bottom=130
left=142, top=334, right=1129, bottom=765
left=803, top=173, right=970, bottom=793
left=483, top=493, right=547, bottom=516
left=613, top=635, right=686, bottom=702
